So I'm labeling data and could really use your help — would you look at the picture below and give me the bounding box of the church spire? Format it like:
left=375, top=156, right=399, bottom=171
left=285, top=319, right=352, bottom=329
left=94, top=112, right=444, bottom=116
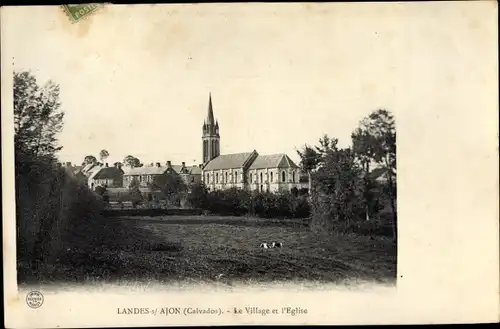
left=202, top=92, right=220, bottom=164
left=206, top=92, right=215, bottom=126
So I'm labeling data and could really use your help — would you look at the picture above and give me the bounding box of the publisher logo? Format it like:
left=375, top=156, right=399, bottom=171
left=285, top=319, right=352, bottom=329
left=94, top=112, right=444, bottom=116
left=26, top=291, right=44, bottom=309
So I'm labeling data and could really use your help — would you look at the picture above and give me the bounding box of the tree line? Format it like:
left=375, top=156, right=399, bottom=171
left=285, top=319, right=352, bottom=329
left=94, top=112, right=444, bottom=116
left=186, top=185, right=311, bottom=219
left=81, top=153, right=144, bottom=169
left=14, top=71, right=105, bottom=279
left=297, top=109, right=396, bottom=241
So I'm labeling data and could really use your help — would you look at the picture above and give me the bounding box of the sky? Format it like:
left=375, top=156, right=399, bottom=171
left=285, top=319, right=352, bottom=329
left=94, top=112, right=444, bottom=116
left=5, top=3, right=497, bottom=167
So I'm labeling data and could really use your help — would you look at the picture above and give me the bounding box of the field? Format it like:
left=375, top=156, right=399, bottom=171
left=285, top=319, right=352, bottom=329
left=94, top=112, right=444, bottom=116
left=18, top=215, right=397, bottom=287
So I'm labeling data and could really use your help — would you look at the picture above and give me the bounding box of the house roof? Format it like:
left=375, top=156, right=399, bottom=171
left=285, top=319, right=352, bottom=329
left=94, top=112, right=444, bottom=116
left=171, top=165, right=184, bottom=174
left=93, top=167, right=124, bottom=180
left=203, top=151, right=257, bottom=170
left=123, top=166, right=168, bottom=176
left=80, top=163, right=104, bottom=177
left=87, top=164, right=104, bottom=180
left=81, top=163, right=97, bottom=173
left=189, top=166, right=202, bottom=175
left=249, top=154, right=300, bottom=170
left=123, top=164, right=196, bottom=176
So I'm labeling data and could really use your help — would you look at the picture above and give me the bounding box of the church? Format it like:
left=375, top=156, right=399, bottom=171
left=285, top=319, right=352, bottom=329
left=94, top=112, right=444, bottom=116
left=201, top=94, right=303, bottom=192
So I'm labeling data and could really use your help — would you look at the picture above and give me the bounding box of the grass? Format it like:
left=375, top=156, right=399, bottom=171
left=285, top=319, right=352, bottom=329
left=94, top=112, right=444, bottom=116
left=18, top=215, right=396, bottom=287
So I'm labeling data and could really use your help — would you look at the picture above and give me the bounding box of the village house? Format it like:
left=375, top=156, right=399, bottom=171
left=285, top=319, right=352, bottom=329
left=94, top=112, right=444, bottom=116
left=200, top=94, right=305, bottom=192
left=91, top=163, right=124, bottom=188
left=122, top=161, right=202, bottom=188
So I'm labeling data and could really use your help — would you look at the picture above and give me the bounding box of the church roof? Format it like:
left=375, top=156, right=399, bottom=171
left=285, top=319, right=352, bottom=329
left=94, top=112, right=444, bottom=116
left=203, top=151, right=257, bottom=170
left=249, top=154, right=300, bottom=169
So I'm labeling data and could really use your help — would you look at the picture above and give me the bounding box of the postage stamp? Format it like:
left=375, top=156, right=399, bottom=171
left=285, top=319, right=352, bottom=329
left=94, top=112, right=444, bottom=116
left=61, top=4, right=104, bottom=23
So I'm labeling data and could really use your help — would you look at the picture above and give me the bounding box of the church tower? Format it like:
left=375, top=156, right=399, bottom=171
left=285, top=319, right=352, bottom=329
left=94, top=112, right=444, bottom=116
left=202, top=93, right=220, bottom=164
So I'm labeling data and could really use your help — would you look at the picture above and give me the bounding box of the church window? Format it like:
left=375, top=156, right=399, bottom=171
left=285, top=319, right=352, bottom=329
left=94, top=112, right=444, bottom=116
left=282, top=171, right=286, bottom=182
left=292, top=171, right=296, bottom=183
left=270, top=172, right=273, bottom=182
left=225, top=172, right=228, bottom=183
left=235, top=171, right=238, bottom=182
left=260, top=173, right=263, bottom=183
left=250, top=174, right=253, bottom=183
left=216, top=173, right=219, bottom=183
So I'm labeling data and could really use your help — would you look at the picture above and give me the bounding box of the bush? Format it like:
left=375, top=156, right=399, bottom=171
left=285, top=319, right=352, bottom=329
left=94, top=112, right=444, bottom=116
left=291, top=195, right=311, bottom=219
left=204, top=188, right=250, bottom=216
left=191, top=187, right=310, bottom=219
left=186, top=182, right=208, bottom=208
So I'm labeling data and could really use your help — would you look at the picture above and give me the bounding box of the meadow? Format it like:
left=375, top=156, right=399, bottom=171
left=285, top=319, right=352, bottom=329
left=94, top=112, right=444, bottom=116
left=18, top=215, right=396, bottom=287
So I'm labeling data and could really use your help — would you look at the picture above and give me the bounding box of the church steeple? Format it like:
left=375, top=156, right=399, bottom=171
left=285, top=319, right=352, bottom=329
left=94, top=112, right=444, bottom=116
left=207, top=92, right=215, bottom=126
left=202, top=93, right=220, bottom=164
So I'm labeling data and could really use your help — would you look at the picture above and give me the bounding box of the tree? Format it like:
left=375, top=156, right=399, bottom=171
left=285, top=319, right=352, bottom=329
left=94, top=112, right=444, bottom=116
left=186, top=182, right=208, bottom=209
left=296, top=144, right=321, bottom=194
left=99, top=149, right=110, bottom=162
left=83, top=155, right=97, bottom=165
left=128, top=178, right=143, bottom=207
left=123, top=155, right=141, bottom=168
left=315, top=134, right=338, bottom=160
left=353, top=109, right=397, bottom=241
left=352, top=127, right=378, bottom=221
left=150, top=172, right=187, bottom=206
left=310, top=145, right=364, bottom=233
left=14, top=71, right=64, bottom=160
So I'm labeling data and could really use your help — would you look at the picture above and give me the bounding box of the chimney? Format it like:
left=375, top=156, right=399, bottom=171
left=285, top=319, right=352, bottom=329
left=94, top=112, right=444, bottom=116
left=156, top=162, right=161, bottom=167
left=166, top=161, right=172, bottom=168
left=182, top=162, right=185, bottom=167
left=105, top=163, right=109, bottom=167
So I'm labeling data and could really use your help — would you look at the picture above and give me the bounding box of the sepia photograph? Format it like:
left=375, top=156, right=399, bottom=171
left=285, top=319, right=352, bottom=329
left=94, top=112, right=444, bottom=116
left=2, top=2, right=498, bottom=327
left=13, top=4, right=397, bottom=289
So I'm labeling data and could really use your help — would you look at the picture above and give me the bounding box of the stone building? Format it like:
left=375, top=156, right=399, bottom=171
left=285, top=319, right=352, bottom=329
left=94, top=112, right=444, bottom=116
left=122, top=161, right=202, bottom=188
left=200, top=94, right=303, bottom=192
